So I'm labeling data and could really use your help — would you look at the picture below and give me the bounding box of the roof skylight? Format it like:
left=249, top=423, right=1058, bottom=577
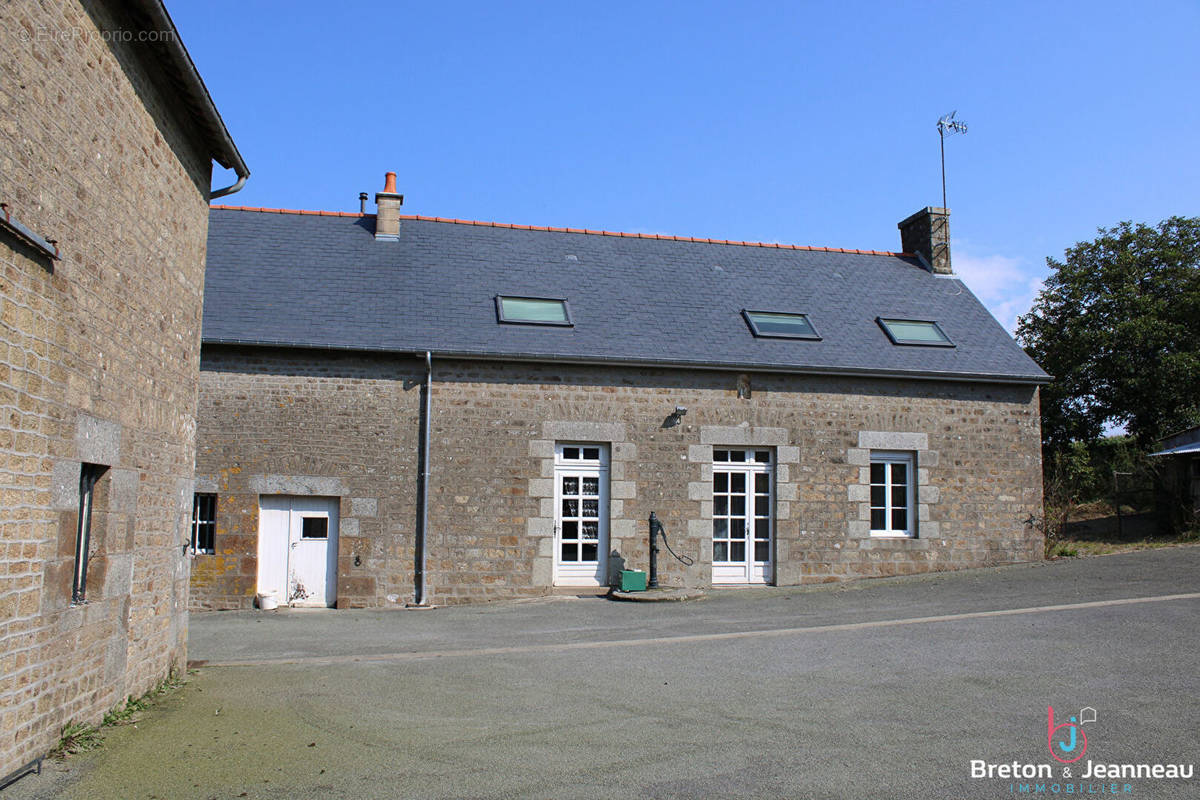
left=496, top=296, right=573, bottom=326
left=742, top=310, right=820, bottom=340
left=877, top=318, right=954, bottom=347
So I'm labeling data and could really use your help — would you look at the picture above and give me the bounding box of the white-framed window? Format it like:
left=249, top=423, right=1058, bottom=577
left=191, top=493, right=216, bottom=554
left=869, top=452, right=914, bottom=537
left=553, top=443, right=608, bottom=586
left=711, top=448, right=774, bottom=584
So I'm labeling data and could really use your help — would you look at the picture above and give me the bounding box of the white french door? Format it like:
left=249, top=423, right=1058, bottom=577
left=554, top=443, right=609, bottom=586
left=257, top=496, right=339, bottom=607
left=712, top=448, right=773, bottom=584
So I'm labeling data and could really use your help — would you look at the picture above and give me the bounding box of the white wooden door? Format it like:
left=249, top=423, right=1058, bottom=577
left=712, top=449, right=773, bottom=584
left=257, top=495, right=339, bottom=607
left=554, top=444, right=609, bottom=586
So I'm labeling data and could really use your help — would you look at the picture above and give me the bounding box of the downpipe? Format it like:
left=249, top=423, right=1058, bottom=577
left=414, top=351, right=432, bottom=606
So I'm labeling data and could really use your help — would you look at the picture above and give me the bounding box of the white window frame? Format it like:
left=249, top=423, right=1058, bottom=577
left=553, top=443, right=609, bottom=586
left=869, top=451, right=915, bottom=537
left=711, top=448, right=775, bottom=585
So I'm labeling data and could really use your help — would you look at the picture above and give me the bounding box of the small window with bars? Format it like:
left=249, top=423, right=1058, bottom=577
left=191, top=493, right=216, bottom=554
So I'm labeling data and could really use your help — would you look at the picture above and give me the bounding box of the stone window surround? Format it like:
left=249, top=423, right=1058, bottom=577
left=206, top=474, right=379, bottom=568
left=527, top=422, right=637, bottom=586
left=686, top=426, right=799, bottom=568
left=847, top=431, right=940, bottom=544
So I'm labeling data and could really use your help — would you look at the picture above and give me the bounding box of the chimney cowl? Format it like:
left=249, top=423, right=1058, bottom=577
left=375, top=171, right=404, bottom=241
left=898, top=206, right=951, bottom=274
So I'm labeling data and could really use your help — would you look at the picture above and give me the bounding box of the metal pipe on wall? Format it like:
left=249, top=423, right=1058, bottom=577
left=414, top=351, right=432, bottom=606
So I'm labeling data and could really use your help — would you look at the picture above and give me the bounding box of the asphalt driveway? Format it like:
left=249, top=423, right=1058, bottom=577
left=9, top=547, right=1200, bottom=799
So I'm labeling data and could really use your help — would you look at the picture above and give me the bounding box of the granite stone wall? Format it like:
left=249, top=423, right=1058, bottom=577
left=193, top=348, right=1043, bottom=608
left=0, top=0, right=212, bottom=775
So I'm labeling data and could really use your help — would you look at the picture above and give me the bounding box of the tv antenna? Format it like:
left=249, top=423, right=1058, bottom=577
left=936, top=111, right=968, bottom=210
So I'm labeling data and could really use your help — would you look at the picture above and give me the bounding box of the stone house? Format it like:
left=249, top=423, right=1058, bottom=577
left=191, top=174, right=1047, bottom=610
left=0, top=0, right=247, bottom=782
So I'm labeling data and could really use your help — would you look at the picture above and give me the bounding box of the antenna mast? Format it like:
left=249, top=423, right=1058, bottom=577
left=936, top=111, right=968, bottom=210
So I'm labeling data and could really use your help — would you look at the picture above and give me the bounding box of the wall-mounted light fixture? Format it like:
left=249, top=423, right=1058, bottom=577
left=664, top=405, right=688, bottom=428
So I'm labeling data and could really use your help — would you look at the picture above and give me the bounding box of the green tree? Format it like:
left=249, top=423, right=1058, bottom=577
left=1017, top=217, right=1200, bottom=453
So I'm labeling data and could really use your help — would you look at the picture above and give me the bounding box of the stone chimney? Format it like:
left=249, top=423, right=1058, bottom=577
left=898, top=207, right=951, bottom=274
left=374, top=171, right=404, bottom=241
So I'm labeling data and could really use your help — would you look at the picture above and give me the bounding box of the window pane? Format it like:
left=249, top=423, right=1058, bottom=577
left=871, top=509, right=886, bottom=530
left=581, top=543, right=598, bottom=562
left=713, top=541, right=728, bottom=562
left=892, top=509, right=907, bottom=531
left=731, top=473, right=745, bottom=492
left=891, top=486, right=907, bottom=508
left=714, top=473, right=728, bottom=492
left=731, top=541, right=746, bottom=562
left=561, top=542, right=577, bottom=562
left=754, top=450, right=771, bottom=463
left=892, top=463, right=907, bottom=484
left=713, top=450, right=729, bottom=462
left=870, top=485, right=885, bottom=507
left=870, top=463, right=885, bottom=484
left=729, top=450, right=746, bottom=462
left=582, top=499, right=599, bottom=517
left=500, top=296, right=569, bottom=323
left=581, top=477, right=599, bottom=494
left=731, top=496, right=746, bottom=516
left=301, top=518, right=328, bottom=539
left=714, top=496, right=728, bottom=516
left=879, top=318, right=951, bottom=344
left=582, top=447, right=600, bottom=461
left=755, top=496, right=769, bottom=516
left=713, top=518, right=728, bottom=538
left=746, top=311, right=816, bottom=338
left=561, top=521, right=578, bottom=540
left=562, top=476, right=579, bottom=494
left=198, top=494, right=216, bottom=521
left=199, top=523, right=215, bottom=552
left=563, top=447, right=579, bottom=460
left=754, top=473, right=769, bottom=493
left=755, top=518, right=770, bottom=540
left=754, top=541, right=770, bottom=561
left=581, top=521, right=599, bottom=540
left=561, top=499, right=577, bottom=517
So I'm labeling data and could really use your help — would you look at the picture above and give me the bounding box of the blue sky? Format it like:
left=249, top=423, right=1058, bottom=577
left=174, top=0, right=1200, bottom=333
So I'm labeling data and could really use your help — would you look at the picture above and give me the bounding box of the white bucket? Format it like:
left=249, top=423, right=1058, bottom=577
left=256, top=592, right=279, bottom=611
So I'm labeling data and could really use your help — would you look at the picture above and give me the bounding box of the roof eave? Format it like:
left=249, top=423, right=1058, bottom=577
left=200, top=338, right=1052, bottom=386
left=116, top=0, right=249, bottom=185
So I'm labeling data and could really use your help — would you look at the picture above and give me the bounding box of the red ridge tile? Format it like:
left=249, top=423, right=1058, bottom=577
left=209, top=205, right=907, bottom=256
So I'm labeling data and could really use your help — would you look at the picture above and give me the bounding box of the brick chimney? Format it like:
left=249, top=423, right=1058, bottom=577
left=374, top=171, right=403, bottom=241
left=898, top=207, right=951, bottom=274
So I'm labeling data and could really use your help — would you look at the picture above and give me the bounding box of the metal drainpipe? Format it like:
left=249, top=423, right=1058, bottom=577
left=210, top=173, right=248, bottom=200
left=415, top=351, right=432, bottom=605
left=136, top=1, right=249, bottom=199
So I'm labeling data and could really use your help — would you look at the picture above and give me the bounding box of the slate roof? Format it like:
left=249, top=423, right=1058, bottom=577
left=202, top=207, right=1049, bottom=384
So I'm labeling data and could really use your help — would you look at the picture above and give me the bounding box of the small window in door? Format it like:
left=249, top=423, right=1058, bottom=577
left=301, top=517, right=328, bottom=539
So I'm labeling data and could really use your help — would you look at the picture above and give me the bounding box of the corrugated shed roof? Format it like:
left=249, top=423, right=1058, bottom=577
left=1149, top=442, right=1200, bottom=457
left=202, top=208, right=1049, bottom=384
